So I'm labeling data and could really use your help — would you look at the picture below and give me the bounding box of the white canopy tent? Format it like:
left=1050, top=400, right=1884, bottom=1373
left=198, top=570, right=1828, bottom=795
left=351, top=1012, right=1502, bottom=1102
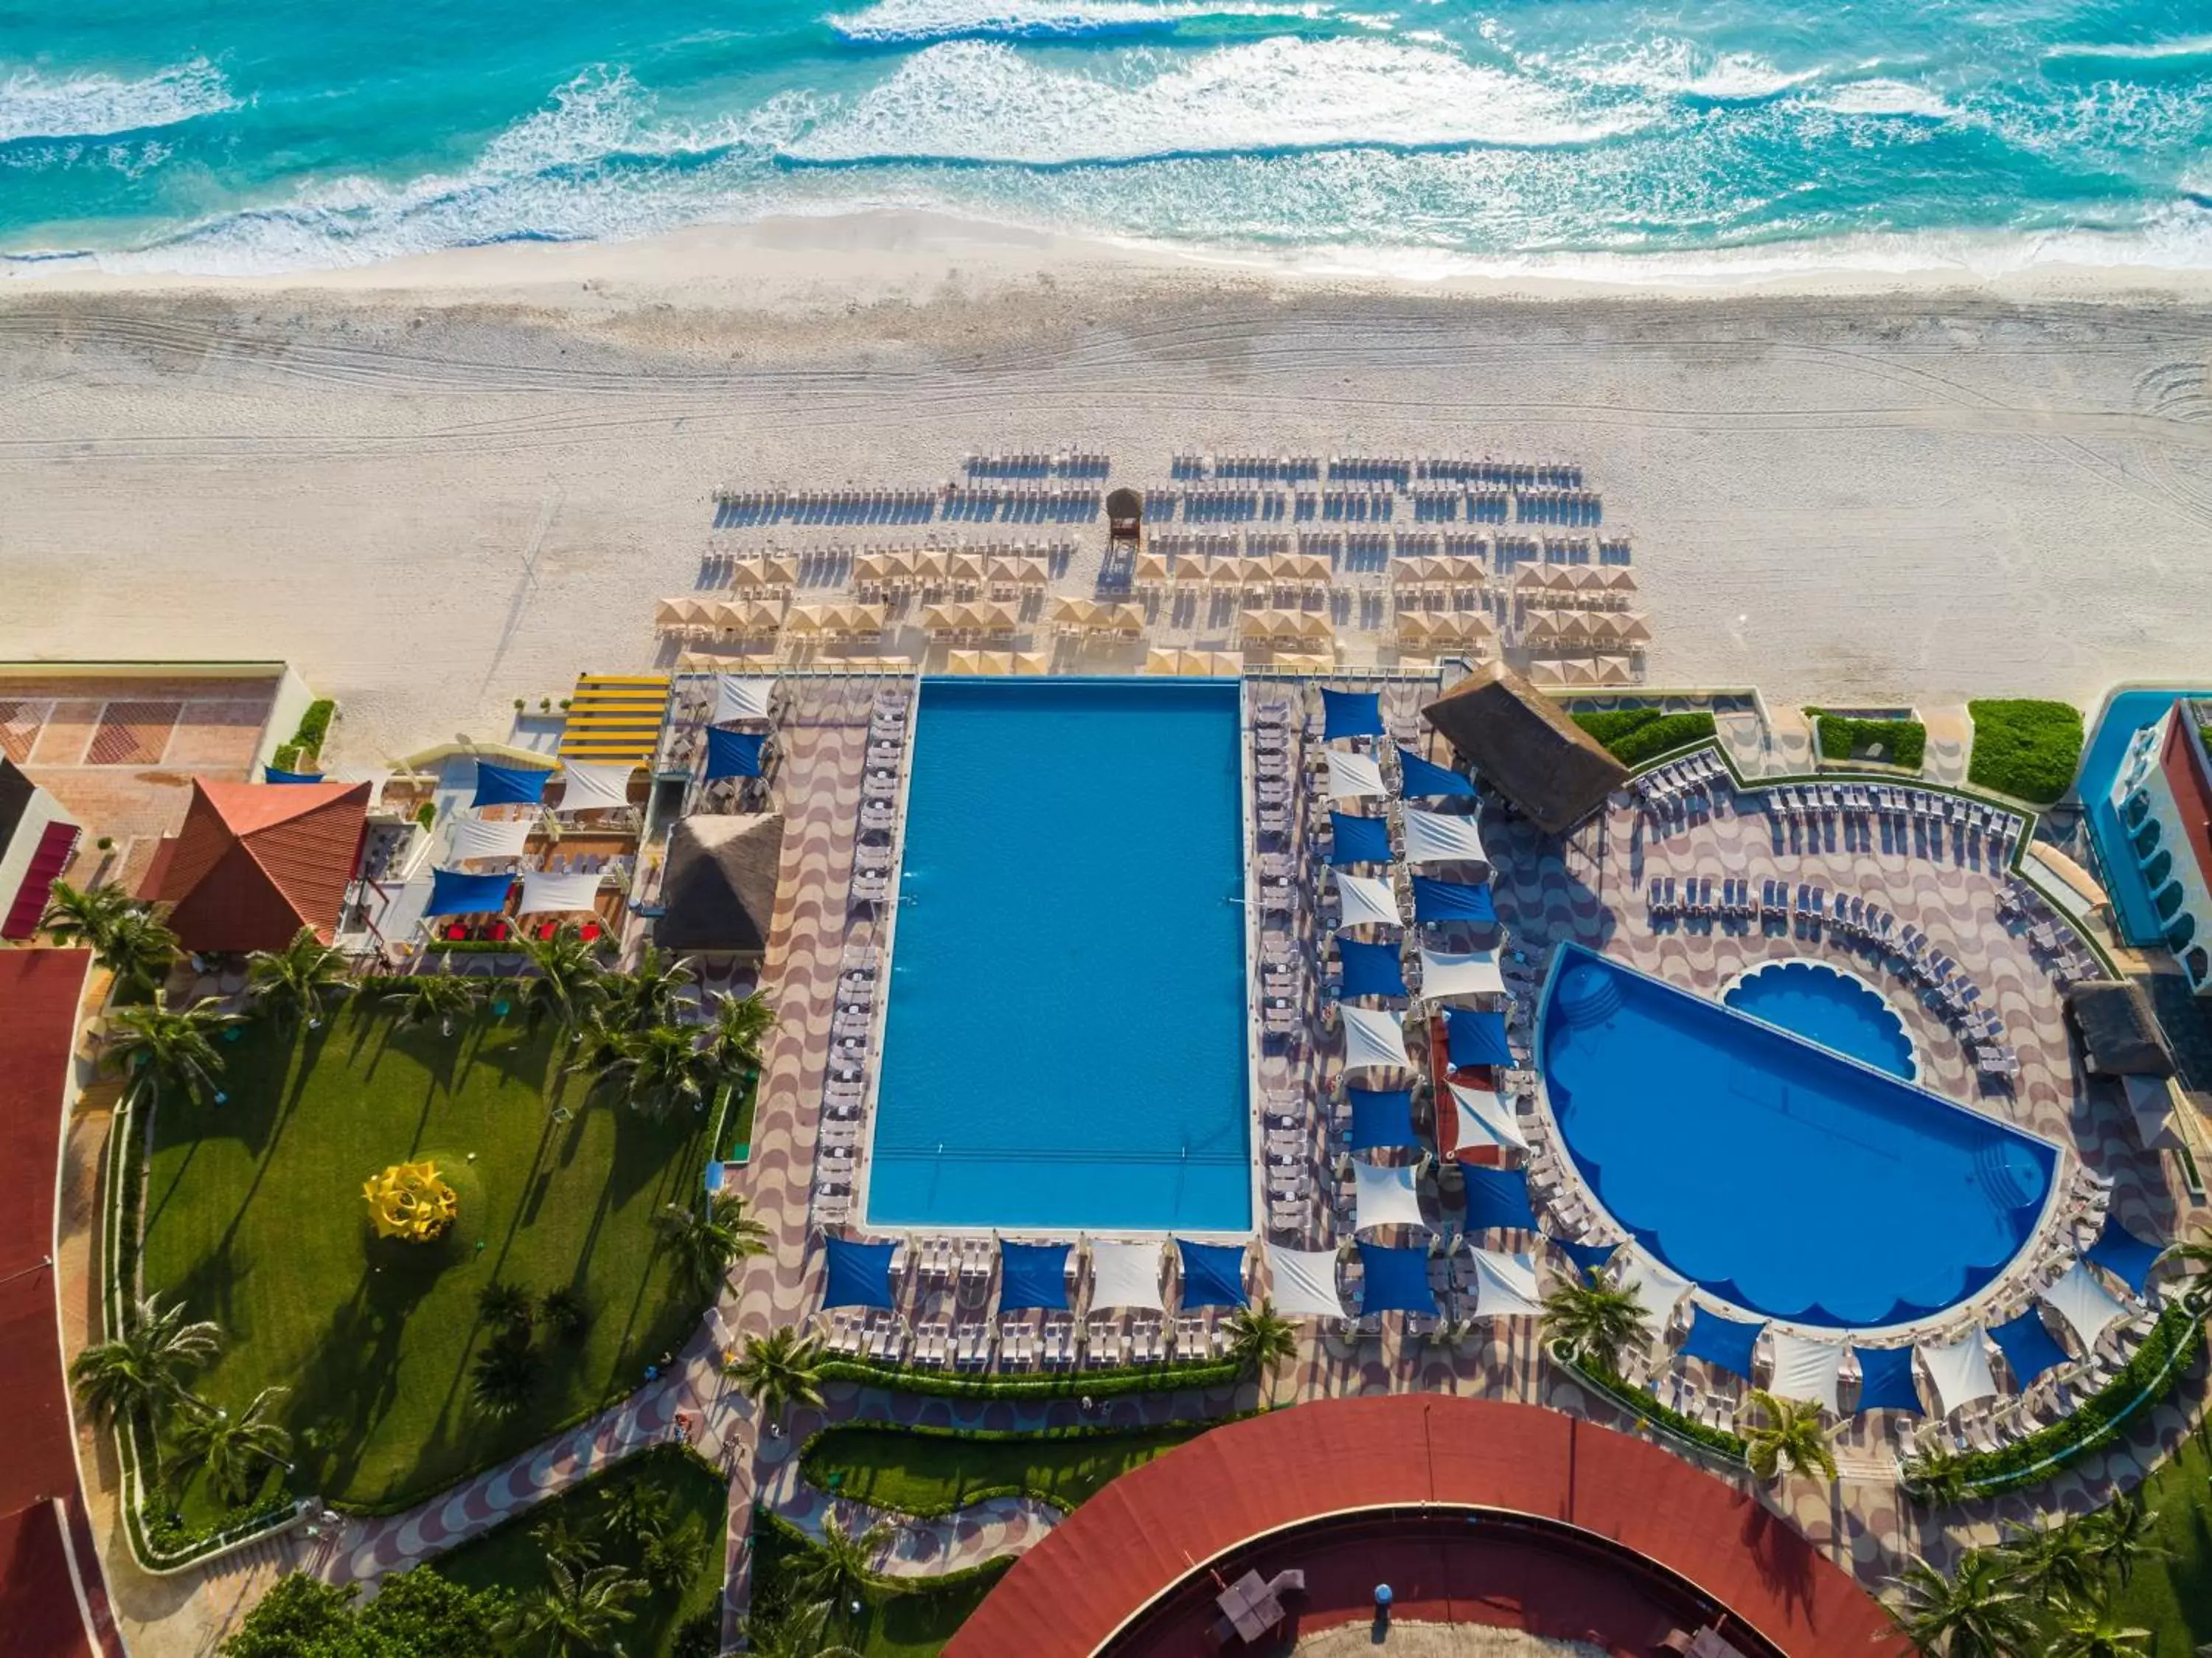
left=1767, top=1331, right=1848, bottom=1414
left=554, top=760, right=636, bottom=816
left=1265, top=1244, right=1347, bottom=1319
left=1353, top=1160, right=1429, bottom=1234
left=1618, top=1250, right=1692, bottom=1322
left=1340, top=1005, right=1413, bottom=1075
left=1335, top=871, right=1402, bottom=930
left=516, top=868, right=606, bottom=915
left=712, top=675, right=776, bottom=724
left=2042, top=1260, right=2129, bottom=1350
left=1447, top=1080, right=1528, bottom=1152
left=1468, top=1247, right=1543, bottom=1317
left=448, top=815, right=534, bottom=863
left=1419, top=946, right=1505, bottom=1002
left=1087, top=1241, right=1166, bottom=1313
left=1400, top=808, right=1489, bottom=868
left=1918, top=1328, right=2000, bottom=1417
left=1325, top=750, right=1390, bottom=800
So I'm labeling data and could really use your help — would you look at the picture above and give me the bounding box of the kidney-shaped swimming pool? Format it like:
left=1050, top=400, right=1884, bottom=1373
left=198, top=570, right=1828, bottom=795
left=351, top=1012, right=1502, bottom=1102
left=1540, top=945, right=2056, bottom=1328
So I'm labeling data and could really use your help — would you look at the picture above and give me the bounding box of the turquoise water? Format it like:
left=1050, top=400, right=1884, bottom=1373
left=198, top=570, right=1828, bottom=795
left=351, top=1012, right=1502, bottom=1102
left=1724, top=960, right=1916, bottom=1081
left=1542, top=946, right=2053, bottom=1328
left=2078, top=687, right=2208, bottom=948
left=5, top=1, right=2211, bottom=276
left=869, top=678, right=1249, bottom=1231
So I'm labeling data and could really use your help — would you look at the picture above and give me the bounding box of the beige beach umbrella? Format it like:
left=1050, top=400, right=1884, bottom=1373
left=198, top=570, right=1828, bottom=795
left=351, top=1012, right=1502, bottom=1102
left=947, top=551, right=987, bottom=586
left=947, top=649, right=982, bottom=675
left=1558, top=657, right=1601, bottom=686
left=1595, top=656, right=1635, bottom=686
left=761, top=554, right=799, bottom=587
left=725, top=560, right=768, bottom=592
left=1208, top=650, right=1245, bottom=675
left=919, top=603, right=960, bottom=636
left=1012, top=651, right=1051, bottom=675
left=1145, top=647, right=1180, bottom=675
left=655, top=597, right=700, bottom=631
left=1525, top=659, right=1567, bottom=687
left=1616, top=612, right=1652, bottom=643
left=1133, top=552, right=1172, bottom=590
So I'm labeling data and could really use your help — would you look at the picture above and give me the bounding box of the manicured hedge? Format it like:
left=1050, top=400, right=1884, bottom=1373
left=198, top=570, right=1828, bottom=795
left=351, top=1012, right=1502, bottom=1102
left=817, top=1355, right=1242, bottom=1401
left=1815, top=714, right=1925, bottom=771
left=1551, top=1342, right=1748, bottom=1463
left=797, top=1418, right=1234, bottom=1518
left=1570, top=708, right=1660, bottom=746
left=1967, top=699, right=2084, bottom=805
left=1610, top=712, right=1717, bottom=767
left=273, top=699, right=338, bottom=773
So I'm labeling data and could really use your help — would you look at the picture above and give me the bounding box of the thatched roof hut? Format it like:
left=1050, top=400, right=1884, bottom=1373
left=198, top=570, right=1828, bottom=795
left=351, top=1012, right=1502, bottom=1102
left=1419, top=662, right=1628, bottom=836
left=1107, top=487, right=1143, bottom=544
left=655, top=814, right=783, bottom=955
left=2065, top=980, right=2175, bottom=1078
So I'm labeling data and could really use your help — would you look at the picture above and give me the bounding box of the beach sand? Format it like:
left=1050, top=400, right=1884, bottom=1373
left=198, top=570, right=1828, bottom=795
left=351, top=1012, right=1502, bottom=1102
left=3, top=210, right=2211, bottom=769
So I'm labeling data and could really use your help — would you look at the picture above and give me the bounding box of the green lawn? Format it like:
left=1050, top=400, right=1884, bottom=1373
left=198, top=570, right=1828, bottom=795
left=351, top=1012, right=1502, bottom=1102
left=2108, top=1420, right=2212, bottom=1656
left=1967, top=698, right=2084, bottom=805
left=751, top=1510, right=1009, bottom=1658
left=431, top=1446, right=726, bottom=1658
left=799, top=1423, right=1205, bottom=1518
left=139, top=1004, right=711, bottom=1514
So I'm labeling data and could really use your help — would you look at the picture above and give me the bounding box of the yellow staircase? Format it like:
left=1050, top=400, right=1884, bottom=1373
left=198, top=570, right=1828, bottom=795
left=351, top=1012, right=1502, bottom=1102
left=557, top=674, right=670, bottom=765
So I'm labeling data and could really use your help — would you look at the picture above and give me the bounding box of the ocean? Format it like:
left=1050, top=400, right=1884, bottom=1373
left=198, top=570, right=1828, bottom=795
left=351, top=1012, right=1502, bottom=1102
left=3, top=0, right=2210, bottom=279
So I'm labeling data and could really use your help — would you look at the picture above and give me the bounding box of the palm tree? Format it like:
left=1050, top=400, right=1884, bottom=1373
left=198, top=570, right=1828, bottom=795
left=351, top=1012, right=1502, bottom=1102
left=725, top=1327, right=826, bottom=1432
left=100, top=908, right=182, bottom=998
left=164, top=1386, right=293, bottom=1505
left=40, top=878, right=140, bottom=951
left=244, top=928, right=352, bottom=1030
left=2002, top=1517, right=2105, bottom=1605
left=504, top=1556, right=647, bottom=1657
left=1222, top=1300, right=1299, bottom=1401
left=588, top=1024, right=713, bottom=1120
left=2155, top=1221, right=2212, bottom=1288
left=1905, top=1449, right=1973, bottom=1508
left=68, top=1294, right=220, bottom=1433
left=741, top=1609, right=862, bottom=1658
left=1737, top=1389, right=1837, bottom=1485
left=531, top=1514, right=597, bottom=1572
left=383, top=969, right=481, bottom=1036
left=787, top=1510, right=888, bottom=1629
left=654, top=1193, right=768, bottom=1294
left=2081, top=1490, right=2165, bottom=1586
left=641, top=1527, right=702, bottom=1593
left=100, top=995, right=241, bottom=1109
left=470, top=1332, right=541, bottom=1418
left=704, top=990, right=774, bottom=1078
left=1540, top=1266, right=1652, bottom=1376
left=476, top=1280, right=535, bottom=1334
left=2045, top=1598, right=2151, bottom=1658
left=514, top=924, right=608, bottom=1041
left=597, top=1479, right=672, bottom=1546
left=598, top=944, right=695, bottom=1036
left=1888, top=1550, right=2037, bottom=1658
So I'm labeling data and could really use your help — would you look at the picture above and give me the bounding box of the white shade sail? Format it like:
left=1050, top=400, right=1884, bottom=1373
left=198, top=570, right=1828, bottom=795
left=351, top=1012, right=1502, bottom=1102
left=1919, top=1328, right=2000, bottom=1417
left=1767, top=1331, right=1848, bottom=1414
left=1335, top=871, right=1402, bottom=930
left=1618, top=1250, right=1692, bottom=1322
left=1448, top=1081, right=1528, bottom=1152
left=555, top=760, right=636, bottom=816
left=1400, top=808, right=1489, bottom=867
left=2042, top=1260, right=2129, bottom=1350
left=1266, top=1243, right=1347, bottom=1319
left=1340, top=1005, right=1413, bottom=1075
left=448, top=815, right=533, bottom=863
left=516, top=868, right=605, bottom=915
left=712, top=675, right=776, bottom=724
left=1469, top=1247, right=1543, bottom=1317
left=1419, top=946, right=1505, bottom=1002
left=1087, top=1240, right=1166, bottom=1313
left=1353, top=1159, right=1429, bottom=1234
left=1326, top=750, right=1390, bottom=799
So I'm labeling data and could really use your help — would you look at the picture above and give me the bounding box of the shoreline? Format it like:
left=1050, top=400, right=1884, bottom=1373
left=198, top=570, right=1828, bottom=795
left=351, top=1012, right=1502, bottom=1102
left=10, top=207, right=2212, bottom=311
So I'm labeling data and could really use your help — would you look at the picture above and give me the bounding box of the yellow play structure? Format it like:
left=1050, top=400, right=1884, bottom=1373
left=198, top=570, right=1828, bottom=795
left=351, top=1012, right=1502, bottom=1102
left=362, top=1159, right=459, bottom=1242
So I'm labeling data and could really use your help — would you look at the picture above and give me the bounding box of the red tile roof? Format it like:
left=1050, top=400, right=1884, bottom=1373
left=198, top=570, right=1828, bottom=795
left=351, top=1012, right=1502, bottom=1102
left=2159, top=712, right=2212, bottom=903
left=150, top=779, right=370, bottom=952
left=945, top=1395, right=1906, bottom=1658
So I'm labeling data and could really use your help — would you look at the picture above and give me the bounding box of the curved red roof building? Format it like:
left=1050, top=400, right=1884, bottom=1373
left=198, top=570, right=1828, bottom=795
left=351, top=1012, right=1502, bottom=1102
left=142, top=777, right=369, bottom=952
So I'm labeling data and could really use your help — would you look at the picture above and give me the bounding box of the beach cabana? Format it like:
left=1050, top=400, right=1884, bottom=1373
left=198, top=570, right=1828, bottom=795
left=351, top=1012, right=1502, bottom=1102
left=2042, top=1259, right=2129, bottom=1348
left=1107, top=486, right=1142, bottom=543
left=1397, top=748, right=1476, bottom=798
left=1334, top=870, right=1402, bottom=931
left=821, top=1236, right=898, bottom=1311
left=1356, top=1242, right=1438, bottom=1317
left=1851, top=1346, right=1924, bottom=1415
left=1326, top=749, right=1389, bottom=799
left=1468, top=1247, right=1543, bottom=1318
left=554, top=760, right=636, bottom=816
left=1683, top=1307, right=1765, bottom=1384
left=1421, top=662, right=1629, bottom=835
left=472, top=760, right=552, bottom=809
left=1918, top=1328, right=2000, bottom=1417
left=653, top=814, right=782, bottom=956
left=1175, top=1240, right=1249, bottom=1310
left=712, top=676, right=775, bottom=724
left=2086, top=1213, right=2163, bottom=1295
left=1444, top=1006, right=1513, bottom=1068
left=517, top=867, right=605, bottom=916
left=1326, top=811, right=1393, bottom=867
left=1336, top=938, right=1408, bottom=1001
left=423, top=867, right=514, bottom=918
left=1618, top=1251, right=1691, bottom=1322
left=999, top=1241, right=1073, bottom=1311
left=1321, top=688, right=1385, bottom=742
left=447, top=815, right=532, bottom=864
left=1346, top=1086, right=1418, bottom=1153
left=1265, top=1243, right=1346, bottom=1320
left=1767, top=1331, right=1848, bottom=1414
left=1340, top=1005, right=1413, bottom=1075
left=1412, top=875, right=1496, bottom=926
left=705, top=726, right=768, bottom=780
left=1460, top=1166, right=1536, bottom=1234
left=1087, top=1241, right=1166, bottom=1314
left=1447, top=1080, right=1526, bottom=1152
left=1419, top=946, right=1503, bottom=1001
left=1989, top=1309, right=2068, bottom=1388
left=1400, top=808, right=1487, bottom=867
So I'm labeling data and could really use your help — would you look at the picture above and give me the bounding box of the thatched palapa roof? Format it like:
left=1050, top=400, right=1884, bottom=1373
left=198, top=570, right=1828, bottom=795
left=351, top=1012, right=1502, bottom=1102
left=1419, top=662, right=1628, bottom=836
left=2065, top=980, right=2175, bottom=1078
left=655, top=814, right=783, bottom=955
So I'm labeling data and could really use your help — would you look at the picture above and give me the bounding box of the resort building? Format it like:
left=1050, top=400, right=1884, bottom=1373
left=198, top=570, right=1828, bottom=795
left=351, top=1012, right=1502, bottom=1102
left=141, top=777, right=372, bottom=954
left=1420, top=662, right=1629, bottom=834
left=0, top=757, right=80, bottom=941
left=2107, top=700, right=2212, bottom=988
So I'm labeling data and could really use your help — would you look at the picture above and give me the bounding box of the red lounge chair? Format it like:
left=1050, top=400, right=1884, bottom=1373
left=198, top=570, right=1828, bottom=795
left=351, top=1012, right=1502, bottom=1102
left=486, top=921, right=510, bottom=943
left=579, top=921, right=602, bottom=941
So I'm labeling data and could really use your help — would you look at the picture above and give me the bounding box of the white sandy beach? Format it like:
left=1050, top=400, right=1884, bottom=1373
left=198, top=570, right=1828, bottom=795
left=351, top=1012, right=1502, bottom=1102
left=2, top=209, right=2211, bottom=766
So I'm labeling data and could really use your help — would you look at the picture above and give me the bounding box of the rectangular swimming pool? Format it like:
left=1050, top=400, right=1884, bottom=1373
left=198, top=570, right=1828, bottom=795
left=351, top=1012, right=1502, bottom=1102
left=867, top=679, right=1251, bottom=1232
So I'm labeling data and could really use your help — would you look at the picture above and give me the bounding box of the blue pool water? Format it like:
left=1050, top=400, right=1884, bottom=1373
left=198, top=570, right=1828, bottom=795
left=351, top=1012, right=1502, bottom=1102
left=869, top=678, right=1250, bottom=1231
left=1541, top=946, right=2054, bottom=1328
left=1723, top=960, right=1916, bottom=1081
left=2078, top=687, right=2211, bottom=948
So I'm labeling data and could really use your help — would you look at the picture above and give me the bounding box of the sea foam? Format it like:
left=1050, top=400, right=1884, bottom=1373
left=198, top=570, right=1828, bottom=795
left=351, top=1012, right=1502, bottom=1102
left=827, top=0, right=1324, bottom=45
left=0, top=58, right=236, bottom=145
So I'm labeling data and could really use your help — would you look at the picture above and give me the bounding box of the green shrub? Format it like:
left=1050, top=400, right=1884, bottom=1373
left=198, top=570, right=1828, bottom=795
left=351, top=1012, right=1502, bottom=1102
left=1966, top=699, right=2084, bottom=805
left=1815, top=714, right=1925, bottom=771
left=749, top=1507, right=1011, bottom=1657
left=797, top=1418, right=1229, bottom=1518
left=1571, top=708, right=1661, bottom=747
left=414, top=802, right=437, bottom=831
left=817, top=1355, right=1241, bottom=1401
left=1551, top=1342, right=1748, bottom=1463
left=281, top=699, right=336, bottom=768
left=1609, top=712, right=1717, bottom=767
